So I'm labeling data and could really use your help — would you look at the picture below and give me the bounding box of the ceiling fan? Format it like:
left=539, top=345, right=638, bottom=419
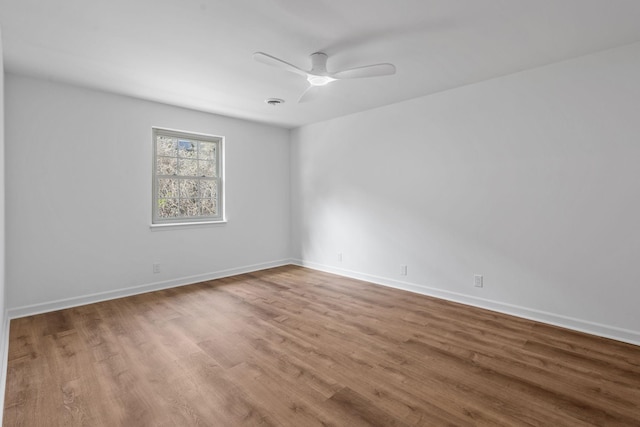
left=253, top=51, right=396, bottom=103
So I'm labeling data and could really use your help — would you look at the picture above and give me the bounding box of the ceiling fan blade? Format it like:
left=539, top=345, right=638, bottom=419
left=332, top=63, right=396, bottom=79
left=298, top=85, right=323, bottom=103
left=253, top=52, right=308, bottom=77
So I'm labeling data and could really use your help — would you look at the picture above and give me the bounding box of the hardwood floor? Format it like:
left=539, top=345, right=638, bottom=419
left=3, top=265, right=640, bottom=426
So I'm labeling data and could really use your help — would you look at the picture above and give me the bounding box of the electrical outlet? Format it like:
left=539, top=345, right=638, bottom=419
left=400, top=265, right=408, bottom=276
left=153, top=263, right=161, bottom=274
left=338, top=252, right=343, bottom=262
left=474, top=274, right=483, bottom=288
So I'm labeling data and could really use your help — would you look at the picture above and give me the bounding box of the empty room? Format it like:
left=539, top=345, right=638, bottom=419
left=0, top=0, right=639, bottom=425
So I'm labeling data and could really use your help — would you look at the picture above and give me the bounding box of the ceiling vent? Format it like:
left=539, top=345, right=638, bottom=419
left=265, top=98, right=285, bottom=106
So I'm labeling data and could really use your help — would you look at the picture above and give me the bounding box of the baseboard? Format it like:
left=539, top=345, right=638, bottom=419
left=7, top=259, right=294, bottom=320
left=7, top=257, right=640, bottom=346
left=292, top=259, right=640, bottom=347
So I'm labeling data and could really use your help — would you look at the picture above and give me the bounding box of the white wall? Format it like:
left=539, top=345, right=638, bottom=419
left=5, top=74, right=291, bottom=312
left=0, top=25, right=8, bottom=426
left=0, top=30, right=5, bottom=321
left=4, top=41, right=640, bottom=347
left=291, top=42, right=640, bottom=344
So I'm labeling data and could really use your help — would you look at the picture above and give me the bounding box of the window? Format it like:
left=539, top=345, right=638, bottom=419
left=152, top=128, right=224, bottom=224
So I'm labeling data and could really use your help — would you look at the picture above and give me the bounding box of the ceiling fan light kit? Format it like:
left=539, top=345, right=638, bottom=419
left=253, top=51, right=396, bottom=102
left=307, top=75, right=335, bottom=86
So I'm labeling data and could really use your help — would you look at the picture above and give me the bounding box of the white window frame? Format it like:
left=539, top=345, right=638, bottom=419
left=152, top=127, right=225, bottom=226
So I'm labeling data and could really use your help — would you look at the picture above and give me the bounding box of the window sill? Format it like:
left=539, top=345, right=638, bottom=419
left=150, top=220, right=227, bottom=231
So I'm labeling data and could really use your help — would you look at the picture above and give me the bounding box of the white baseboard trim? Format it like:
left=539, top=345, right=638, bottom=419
left=6, top=258, right=639, bottom=345
left=292, top=259, right=640, bottom=347
left=7, top=259, right=294, bottom=320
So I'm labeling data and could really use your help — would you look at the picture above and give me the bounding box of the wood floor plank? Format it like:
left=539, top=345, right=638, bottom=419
left=4, top=265, right=640, bottom=426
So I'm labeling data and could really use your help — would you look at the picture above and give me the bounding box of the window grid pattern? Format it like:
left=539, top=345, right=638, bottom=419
left=153, top=129, right=223, bottom=223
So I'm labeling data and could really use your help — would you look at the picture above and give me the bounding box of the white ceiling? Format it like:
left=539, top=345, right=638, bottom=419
left=2, top=0, right=640, bottom=128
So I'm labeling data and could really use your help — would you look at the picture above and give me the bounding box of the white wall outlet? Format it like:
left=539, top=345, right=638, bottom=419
left=153, top=263, right=161, bottom=274
left=474, top=274, right=483, bottom=288
left=338, top=252, right=343, bottom=262
left=400, top=265, right=408, bottom=276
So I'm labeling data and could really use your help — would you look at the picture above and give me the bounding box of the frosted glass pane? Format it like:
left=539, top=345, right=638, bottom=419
left=180, top=180, right=199, bottom=198
left=156, top=157, right=177, bottom=175
left=178, top=159, right=198, bottom=176
left=157, top=179, right=178, bottom=198
left=157, top=198, right=179, bottom=218
left=200, top=198, right=217, bottom=216
left=157, top=136, right=177, bottom=156
left=198, top=161, right=215, bottom=177
left=200, top=180, right=217, bottom=198
left=199, top=142, right=216, bottom=161
left=180, top=198, right=199, bottom=217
